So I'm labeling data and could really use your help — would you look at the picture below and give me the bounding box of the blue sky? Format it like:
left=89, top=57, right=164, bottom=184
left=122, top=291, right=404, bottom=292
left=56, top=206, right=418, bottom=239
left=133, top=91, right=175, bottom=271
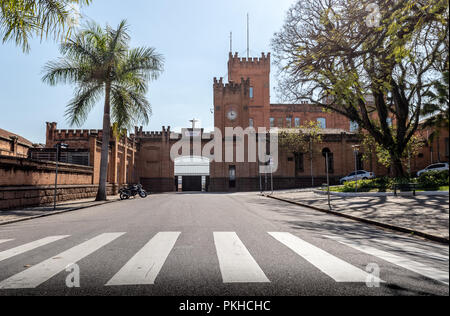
left=0, top=0, right=296, bottom=144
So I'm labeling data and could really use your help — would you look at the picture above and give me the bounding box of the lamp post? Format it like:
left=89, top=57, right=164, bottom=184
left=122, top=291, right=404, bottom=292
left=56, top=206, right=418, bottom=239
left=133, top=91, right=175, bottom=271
left=352, top=145, right=361, bottom=193
left=54, top=143, right=68, bottom=210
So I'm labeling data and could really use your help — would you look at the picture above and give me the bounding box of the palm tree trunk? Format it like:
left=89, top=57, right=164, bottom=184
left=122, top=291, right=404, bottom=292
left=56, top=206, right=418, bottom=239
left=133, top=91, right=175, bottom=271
left=96, top=82, right=112, bottom=201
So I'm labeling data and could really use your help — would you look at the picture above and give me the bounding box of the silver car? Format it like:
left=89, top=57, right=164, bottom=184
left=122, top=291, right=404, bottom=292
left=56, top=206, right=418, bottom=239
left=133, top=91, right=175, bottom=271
left=340, top=170, right=375, bottom=184
left=417, top=163, right=449, bottom=177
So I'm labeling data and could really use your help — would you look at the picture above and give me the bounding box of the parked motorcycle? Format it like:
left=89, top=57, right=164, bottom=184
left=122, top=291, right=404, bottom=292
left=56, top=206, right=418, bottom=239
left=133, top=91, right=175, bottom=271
left=119, top=184, right=148, bottom=200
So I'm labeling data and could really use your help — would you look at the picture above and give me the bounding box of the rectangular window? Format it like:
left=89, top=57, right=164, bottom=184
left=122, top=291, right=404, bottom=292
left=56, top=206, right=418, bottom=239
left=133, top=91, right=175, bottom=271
left=249, top=118, right=254, bottom=128
left=295, top=118, right=301, bottom=128
left=317, top=118, right=326, bottom=129
left=286, top=118, right=292, bottom=128
left=350, top=121, right=359, bottom=132
left=249, top=87, right=254, bottom=99
left=277, top=118, right=283, bottom=128
left=270, top=118, right=275, bottom=128
left=295, top=153, right=304, bottom=174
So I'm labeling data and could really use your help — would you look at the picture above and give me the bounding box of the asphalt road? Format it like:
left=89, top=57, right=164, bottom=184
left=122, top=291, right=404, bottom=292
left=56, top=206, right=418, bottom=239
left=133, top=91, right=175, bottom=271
left=0, top=192, right=448, bottom=296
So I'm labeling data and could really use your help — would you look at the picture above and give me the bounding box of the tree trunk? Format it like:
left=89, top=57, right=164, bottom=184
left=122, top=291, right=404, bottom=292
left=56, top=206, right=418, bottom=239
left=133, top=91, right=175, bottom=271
left=392, top=157, right=405, bottom=178
left=96, top=82, right=112, bottom=201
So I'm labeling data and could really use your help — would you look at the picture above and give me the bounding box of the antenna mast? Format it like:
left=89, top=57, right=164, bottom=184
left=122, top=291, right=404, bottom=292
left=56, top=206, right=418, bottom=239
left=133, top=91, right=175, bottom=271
left=230, top=31, right=232, bottom=53
left=247, top=13, right=249, bottom=58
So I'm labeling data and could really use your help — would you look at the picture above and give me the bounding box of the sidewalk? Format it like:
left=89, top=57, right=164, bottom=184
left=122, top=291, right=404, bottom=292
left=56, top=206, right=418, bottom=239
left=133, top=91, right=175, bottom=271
left=269, top=190, right=449, bottom=242
left=0, top=195, right=120, bottom=225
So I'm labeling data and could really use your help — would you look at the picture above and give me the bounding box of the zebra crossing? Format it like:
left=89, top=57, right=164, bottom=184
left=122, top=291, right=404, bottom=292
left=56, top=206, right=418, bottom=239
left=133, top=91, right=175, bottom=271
left=0, top=231, right=447, bottom=290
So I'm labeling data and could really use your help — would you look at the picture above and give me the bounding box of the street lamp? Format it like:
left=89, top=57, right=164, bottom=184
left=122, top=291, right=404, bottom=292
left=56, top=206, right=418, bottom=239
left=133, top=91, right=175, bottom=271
left=54, top=143, right=69, bottom=210
left=352, top=145, right=361, bottom=193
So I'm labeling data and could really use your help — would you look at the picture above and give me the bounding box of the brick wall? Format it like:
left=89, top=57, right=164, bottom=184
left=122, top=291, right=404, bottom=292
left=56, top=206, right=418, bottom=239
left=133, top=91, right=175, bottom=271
left=0, top=155, right=118, bottom=210
left=0, top=184, right=116, bottom=210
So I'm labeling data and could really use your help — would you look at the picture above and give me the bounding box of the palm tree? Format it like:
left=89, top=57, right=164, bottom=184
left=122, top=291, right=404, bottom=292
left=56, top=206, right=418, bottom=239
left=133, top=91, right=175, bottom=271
left=1, top=0, right=91, bottom=52
left=42, top=20, right=164, bottom=201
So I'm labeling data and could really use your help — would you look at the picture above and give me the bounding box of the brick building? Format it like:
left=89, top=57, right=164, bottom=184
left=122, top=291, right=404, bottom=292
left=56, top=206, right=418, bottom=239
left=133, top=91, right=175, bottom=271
left=0, top=128, right=34, bottom=158
left=33, top=123, right=137, bottom=189
left=23, top=52, right=448, bottom=193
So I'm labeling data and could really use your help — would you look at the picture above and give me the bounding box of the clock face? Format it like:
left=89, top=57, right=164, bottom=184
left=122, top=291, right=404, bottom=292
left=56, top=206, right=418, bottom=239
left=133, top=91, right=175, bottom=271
left=227, top=110, right=238, bottom=121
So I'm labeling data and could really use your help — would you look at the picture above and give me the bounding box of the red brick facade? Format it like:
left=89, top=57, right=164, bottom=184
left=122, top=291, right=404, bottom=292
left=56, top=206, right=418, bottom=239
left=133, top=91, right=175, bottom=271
left=6, top=52, right=445, bottom=193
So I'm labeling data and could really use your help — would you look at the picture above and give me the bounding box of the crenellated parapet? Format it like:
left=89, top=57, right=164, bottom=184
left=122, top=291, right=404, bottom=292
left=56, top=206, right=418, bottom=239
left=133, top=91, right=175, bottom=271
left=228, top=52, right=270, bottom=66
left=45, top=122, right=135, bottom=149
left=133, top=126, right=172, bottom=141
left=213, top=77, right=251, bottom=95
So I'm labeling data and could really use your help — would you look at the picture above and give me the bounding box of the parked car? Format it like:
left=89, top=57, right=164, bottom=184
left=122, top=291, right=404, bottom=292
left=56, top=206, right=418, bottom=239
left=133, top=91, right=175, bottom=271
left=417, top=163, right=449, bottom=177
left=340, top=171, right=375, bottom=184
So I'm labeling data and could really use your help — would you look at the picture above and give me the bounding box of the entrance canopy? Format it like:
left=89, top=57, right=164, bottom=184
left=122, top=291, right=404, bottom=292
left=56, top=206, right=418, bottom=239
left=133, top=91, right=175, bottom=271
left=174, top=156, right=210, bottom=176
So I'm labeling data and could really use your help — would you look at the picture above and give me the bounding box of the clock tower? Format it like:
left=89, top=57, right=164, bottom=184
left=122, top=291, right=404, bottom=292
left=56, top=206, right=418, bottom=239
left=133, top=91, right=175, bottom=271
left=213, top=76, right=251, bottom=132
left=210, top=52, right=270, bottom=192
left=213, top=52, right=270, bottom=131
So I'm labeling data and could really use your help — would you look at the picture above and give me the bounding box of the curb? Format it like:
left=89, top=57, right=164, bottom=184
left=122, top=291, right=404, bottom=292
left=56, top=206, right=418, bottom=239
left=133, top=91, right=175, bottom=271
left=313, top=190, right=449, bottom=197
left=0, top=199, right=120, bottom=227
left=265, top=194, right=449, bottom=245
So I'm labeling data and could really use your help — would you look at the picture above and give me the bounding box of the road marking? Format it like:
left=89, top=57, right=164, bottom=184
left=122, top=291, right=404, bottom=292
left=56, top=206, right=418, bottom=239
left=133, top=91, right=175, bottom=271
left=0, top=240, right=13, bottom=245
left=214, top=232, right=270, bottom=283
left=0, top=233, right=125, bottom=289
left=269, top=232, right=383, bottom=283
left=0, top=236, right=69, bottom=263
left=325, top=235, right=449, bottom=285
left=369, top=238, right=449, bottom=262
left=106, top=232, right=180, bottom=286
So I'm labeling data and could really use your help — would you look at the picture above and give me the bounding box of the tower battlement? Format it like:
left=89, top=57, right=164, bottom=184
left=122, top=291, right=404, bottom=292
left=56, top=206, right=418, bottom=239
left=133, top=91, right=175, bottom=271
left=228, top=52, right=270, bottom=66
left=213, top=77, right=250, bottom=94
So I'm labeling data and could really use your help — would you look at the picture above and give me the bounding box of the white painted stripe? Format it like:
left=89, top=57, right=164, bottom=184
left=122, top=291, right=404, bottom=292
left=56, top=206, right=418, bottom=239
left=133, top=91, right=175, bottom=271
left=0, top=233, right=125, bottom=289
left=325, top=235, right=449, bottom=285
left=106, top=232, right=180, bottom=286
left=0, top=236, right=69, bottom=263
left=369, top=238, right=449, bottom=262
left=269, top=232, right=383, bottom=283
left=214, top=232, right=270, bottom=283
left=0, top=240, right=13, bottom=245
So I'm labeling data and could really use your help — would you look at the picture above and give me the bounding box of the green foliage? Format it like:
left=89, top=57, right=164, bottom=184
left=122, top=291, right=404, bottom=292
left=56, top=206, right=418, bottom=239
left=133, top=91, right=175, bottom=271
left=0, top=0, right=91, bottom=52
left=336, top=170, right=449, bottom=192
left=42, top=19, right=164, bottom=130
left=418, top=170, right=449, bottom=189
left=340, top=177, right=401, bottom=193
left=421, top=69, right=450, bottom=143
left=272, top=0, right=449, bottom=177
left=279, top=120, right=323, bottom=154
left=361, top=132, right=425, bottom=169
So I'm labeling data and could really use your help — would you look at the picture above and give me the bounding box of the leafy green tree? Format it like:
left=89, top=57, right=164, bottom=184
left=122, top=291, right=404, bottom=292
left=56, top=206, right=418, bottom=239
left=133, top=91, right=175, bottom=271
left=361, top=132, right=425, bottom=176
left=272, top=0, right=448, bottom=177
left=0, top=0, right=91, bottom=52
left=42, top=20, right=164, bottom=200
left=279, top=120, right=323, bottom=186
